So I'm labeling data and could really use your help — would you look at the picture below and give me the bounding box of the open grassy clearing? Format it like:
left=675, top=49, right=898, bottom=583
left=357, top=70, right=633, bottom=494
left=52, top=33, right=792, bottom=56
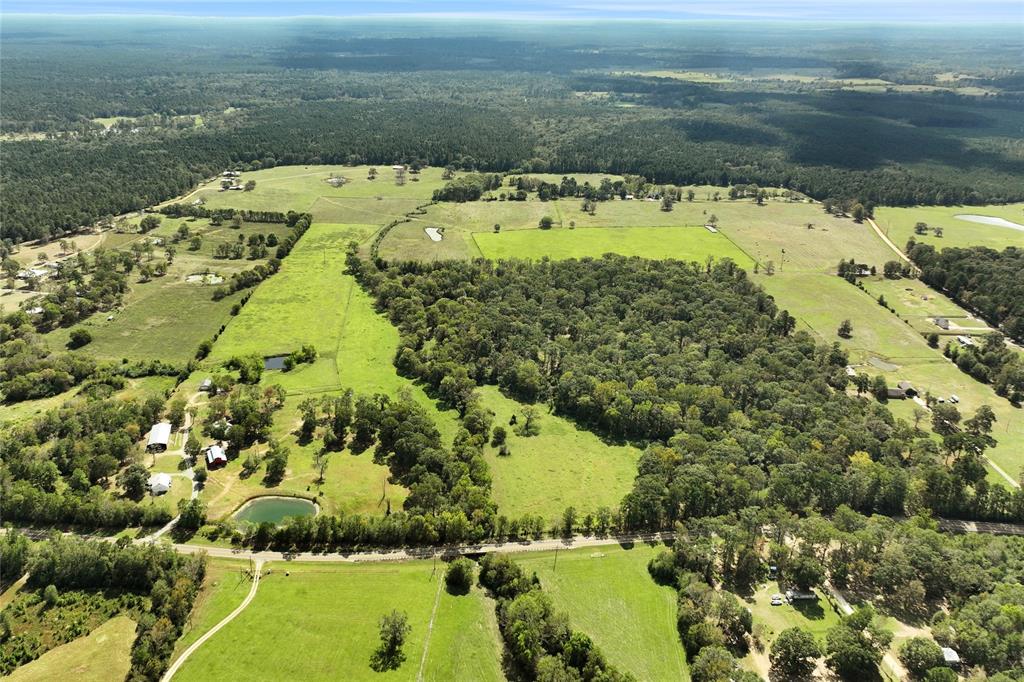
left=171, top=559, right=253, bottom=658
left=208, top=223, right=378, bottom=362
left=874, top=203, right=1024, bottom=252
left=860, top=276, right=993, bottom=337
left=7, top=615, right=137, bottom=682
left=166, top=165, right=448, bottom=216
left=515, top=544, right=687, bottom=681
left=172, top=559, right=504, bottom=682
left=478, top=385, right=641, bottom=522
left=474, top=226, right=754, bottom=265
left=0, top=374, right=174, bottom=425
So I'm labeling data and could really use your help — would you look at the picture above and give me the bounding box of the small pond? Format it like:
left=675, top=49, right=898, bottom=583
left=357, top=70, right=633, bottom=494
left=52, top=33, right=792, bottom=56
left=264, top=355, right=288, bottom=370
left=954, top=214, right=1024, bottom=231
left=233, top=496, right=317, bottom=524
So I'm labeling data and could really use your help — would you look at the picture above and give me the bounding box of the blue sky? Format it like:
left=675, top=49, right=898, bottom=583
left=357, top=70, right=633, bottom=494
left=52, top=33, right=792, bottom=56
left=2, top=0, right=1022, bottom=22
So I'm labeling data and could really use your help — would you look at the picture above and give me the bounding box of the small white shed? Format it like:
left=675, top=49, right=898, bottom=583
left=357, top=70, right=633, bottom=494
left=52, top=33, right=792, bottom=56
left=149, top=473, right=172, bottom=495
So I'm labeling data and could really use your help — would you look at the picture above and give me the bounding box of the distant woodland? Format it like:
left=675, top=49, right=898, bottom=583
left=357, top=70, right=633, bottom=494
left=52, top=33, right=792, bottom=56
left=2, top=19, right=1023, bottom=241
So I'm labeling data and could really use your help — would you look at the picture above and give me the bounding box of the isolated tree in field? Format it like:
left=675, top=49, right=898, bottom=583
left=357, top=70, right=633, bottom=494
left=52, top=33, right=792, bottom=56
left=515, top=405, right=541, bottom=437
left=912, top=407, right=929, bottom=431
left=444, top=557, right=475, bottom=594
left=837, top=319, right=853, bottom=338
left=538, top=215, right=554, bottom=229
left=244, top=180, right=256, bottom=191
left=764, top=260, right=775, bottom=275
left=771, top=627, right=821, bottom=678
left=371, top=610, right=411, bottom=672
left=933, top=226, right=943, bottom=237
left=139, top=215, right=161, bottom=233
left=851, top=203, right=866, bottom=222
left=686, top=189, right=695, bottom=201
left=68, top=328, right=92, bottom=348
left=914, top=221, right=929, bottom=235
left=493, top=223, right=500, bottom=233
left=927, top=332, right=939, bottom=348
left=189, top=235, right=202, bottom=251
left=661, top=195, right=674, bottom=211
left=490, top=425, right=507, bottom=447
left=368, top=167, right=378, bottom=180
left=707, top=213, right=718, bottom=227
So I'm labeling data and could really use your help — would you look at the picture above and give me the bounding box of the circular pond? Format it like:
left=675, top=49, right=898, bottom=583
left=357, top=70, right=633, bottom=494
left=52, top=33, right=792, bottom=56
left=233, top=496, right=318, bottom=524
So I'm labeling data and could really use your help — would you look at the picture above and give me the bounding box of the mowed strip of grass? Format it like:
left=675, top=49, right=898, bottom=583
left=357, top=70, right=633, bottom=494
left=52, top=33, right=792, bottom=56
left=478, top=386, right=640, bottom=522
left=8, top=615, right=136, bottom=682
left=172, top=560, right=504, bottom=682
left=515, top=544, right=686, bottom=681
left=209, top=223, right=378, bottom=361
left=473, top=226, right=754, bottom=266
left=874, top=203, right=1024, bottom=252
left=172, top=559, right=254, bottom=659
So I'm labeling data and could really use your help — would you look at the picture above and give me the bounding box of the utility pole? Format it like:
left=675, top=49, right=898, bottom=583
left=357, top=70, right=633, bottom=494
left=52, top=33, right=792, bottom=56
left=553, top=546, right=558, bottom=573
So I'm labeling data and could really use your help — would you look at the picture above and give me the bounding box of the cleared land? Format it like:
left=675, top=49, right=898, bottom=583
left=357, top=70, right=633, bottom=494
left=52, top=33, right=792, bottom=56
left=171, top=559, right=504, bottom=682
left=172, top=559, right=254, bottom=658
left=474, top=226, right=753, bottom=266
left=875, top=203, right=1024, bottom=252
left=479, top=385, right=641, bottom=522
left=515, top=544, right=687, bottom=681
left=7, top=615, right=136, bottom=682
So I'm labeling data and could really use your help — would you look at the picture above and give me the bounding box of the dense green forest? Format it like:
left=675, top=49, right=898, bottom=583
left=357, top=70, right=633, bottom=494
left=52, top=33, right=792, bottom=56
left=2, top=18, right=1023, bottom=241
left=347, top=254, right=1022, bottom=525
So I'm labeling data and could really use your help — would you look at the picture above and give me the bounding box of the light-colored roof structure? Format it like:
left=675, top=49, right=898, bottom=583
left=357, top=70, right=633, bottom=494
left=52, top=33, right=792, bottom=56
left=206, top=445, right=227, bottom=465
left=147, top=422, right=172, bottom=448
left=149, top=473, right=172, bottom=493
left=941, top=647, right=960, bottom=664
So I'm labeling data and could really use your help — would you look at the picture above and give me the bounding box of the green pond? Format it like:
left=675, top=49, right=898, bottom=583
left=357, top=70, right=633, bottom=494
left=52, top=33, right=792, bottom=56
left=233, top=497, right=317, bottom=524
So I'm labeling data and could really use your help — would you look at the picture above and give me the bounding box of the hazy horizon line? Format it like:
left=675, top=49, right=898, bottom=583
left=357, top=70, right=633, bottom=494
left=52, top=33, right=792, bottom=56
left=1, top=11, right=1018, bottom=25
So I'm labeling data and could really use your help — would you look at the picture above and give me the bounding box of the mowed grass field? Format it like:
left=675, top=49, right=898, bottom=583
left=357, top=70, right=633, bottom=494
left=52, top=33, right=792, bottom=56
left=172, top=559, right=504, bottom=682
left=479, top=386, right=641, bottom=522
left=168, top=165, right=446, bottom=220
left=515, top=544, right=687, bottom=681
left=474, top=226, right=754, bottom=266
left=209, top=223, right=378, bottom=361
left=874, top=203, right=1024, bottom=252
left=172, top=559, right=255, bottom=658
left=8, top=615, right=136, bottom=682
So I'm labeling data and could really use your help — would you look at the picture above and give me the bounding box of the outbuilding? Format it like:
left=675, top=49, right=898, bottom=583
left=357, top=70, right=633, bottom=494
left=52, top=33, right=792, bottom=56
left=934, top=317, right=950, bottom=330
left=887, top=387, right=907, bottom=400
left=957, top=335, right=974, bottom=347
left=897, top=381, right=918, bottom=398
left=199, top=377, right=213, bottom=393
left=941, top=647, right=960, bottom=668
left=149, top=473, right=172, bottom=495
left=147, top=422, right=172, bottom=452
left=206, top=444, right=227, bottom=469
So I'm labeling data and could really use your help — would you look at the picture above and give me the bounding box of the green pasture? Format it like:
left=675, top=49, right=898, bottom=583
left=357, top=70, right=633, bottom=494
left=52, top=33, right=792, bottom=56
left=859, top=276, right=993, bottom=337
left=171, top=559, right=504, bottom=682
left=172, top=559, right=255, bottom=658
left=7, top=615, right=136, bottom=682
left=168, top=165, right=446, bottom=216
left=515, top=544, right=687, bottom=681
left=473, top=226, right=754, bottom=266
left=874, top=203, right=1024, bottom=252
left=208, top=223, right=378, bottom=361
left=479, top=385, right=641, bottom=522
